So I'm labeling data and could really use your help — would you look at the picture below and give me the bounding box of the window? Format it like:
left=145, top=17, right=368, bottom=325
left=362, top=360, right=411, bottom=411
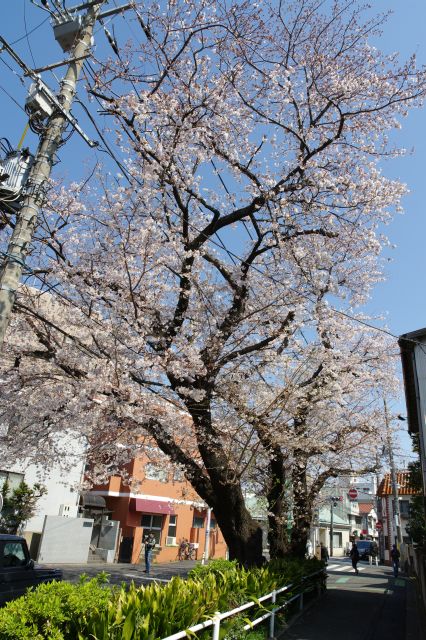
left=0, top=471, right=24, bottom=493
left=210, top=518, right=217, bottom=529
left=144, top=463, right=168, bottom=483
left=399, top=500, right=410, bottom=518
left=141, top=514, right=163, bottom=529
left=166, top=515, right=177, bottom=545
left=332, top=532, right=342, bottom=548
left=141, top=514, right=163, bottom=545
left=2, top=542, right=27, bottom=567
left=192, top=516, right=205, bottom=529
left=168, top=515, right=177, bottom=538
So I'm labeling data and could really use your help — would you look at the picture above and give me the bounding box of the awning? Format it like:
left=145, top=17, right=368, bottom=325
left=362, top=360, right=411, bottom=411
left=81, top=493, right=106, bottom=508
left=130, top=498, right=175, bottom=515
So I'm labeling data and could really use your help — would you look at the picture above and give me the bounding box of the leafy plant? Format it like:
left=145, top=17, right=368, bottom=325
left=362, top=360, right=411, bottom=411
left=0, top=558, right=324, bottom=639
left=0, top=480, right=47, bottom=535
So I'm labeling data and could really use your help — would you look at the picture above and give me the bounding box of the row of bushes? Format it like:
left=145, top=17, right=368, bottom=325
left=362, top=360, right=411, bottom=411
left=0, top=557, right=325, bottom=640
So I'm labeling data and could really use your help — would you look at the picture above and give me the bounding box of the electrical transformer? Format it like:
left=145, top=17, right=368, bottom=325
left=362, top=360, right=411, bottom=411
left=0, top=140, right=34, bottom=212
left=53, top=15, right=83, bottom=52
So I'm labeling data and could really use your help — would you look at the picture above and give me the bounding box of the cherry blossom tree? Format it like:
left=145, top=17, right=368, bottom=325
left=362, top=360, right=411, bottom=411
left=1, top=0, right=425, bottom=564
left=218, top=306, right=399, bottom=558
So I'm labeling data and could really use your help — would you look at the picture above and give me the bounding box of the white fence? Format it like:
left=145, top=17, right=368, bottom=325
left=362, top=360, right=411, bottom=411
left=161, top=569, right=326, bottom=640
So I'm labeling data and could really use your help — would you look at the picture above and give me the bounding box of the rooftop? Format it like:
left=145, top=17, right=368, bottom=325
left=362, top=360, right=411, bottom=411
left=377, top=471, right=420, bottom=496
left=358, top=503, right=374, bottom=514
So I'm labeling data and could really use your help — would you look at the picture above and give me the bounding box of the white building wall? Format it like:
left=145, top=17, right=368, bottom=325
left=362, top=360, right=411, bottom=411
left=1, top=431, right=86, bottom=533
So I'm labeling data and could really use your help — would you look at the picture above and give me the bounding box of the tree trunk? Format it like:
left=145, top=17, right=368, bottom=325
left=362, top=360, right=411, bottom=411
left=290, top=460, right=313, bottom=558
left=183, top=394, right=264, bottom=566
left=209, top=490, right=264, bottom=566
left=266, top=447, right=290, bottom=558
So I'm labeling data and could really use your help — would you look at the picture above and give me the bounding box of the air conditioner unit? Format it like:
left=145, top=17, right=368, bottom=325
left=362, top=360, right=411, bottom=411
left=166, top=536, right=176, bottom=546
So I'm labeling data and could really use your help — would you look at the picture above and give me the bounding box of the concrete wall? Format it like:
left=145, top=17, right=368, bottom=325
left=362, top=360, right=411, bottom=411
left=37, top=515, right=93, bottom=564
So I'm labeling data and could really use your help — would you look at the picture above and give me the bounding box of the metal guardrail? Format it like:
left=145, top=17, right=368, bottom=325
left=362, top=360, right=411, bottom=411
left=161, top=568, right=326, bottom=640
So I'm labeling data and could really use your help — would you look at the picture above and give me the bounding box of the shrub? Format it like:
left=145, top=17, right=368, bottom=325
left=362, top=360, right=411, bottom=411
left=188, top=558, right=239, bottom=578
left=0, top=575, right=112, bottom=640
left=0, top=558, right=324, bottom=640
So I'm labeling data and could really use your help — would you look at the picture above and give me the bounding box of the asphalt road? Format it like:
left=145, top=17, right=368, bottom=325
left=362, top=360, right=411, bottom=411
left=280, top=557, right=423, bottom=640
left=54, top=559, right=197, bottom=586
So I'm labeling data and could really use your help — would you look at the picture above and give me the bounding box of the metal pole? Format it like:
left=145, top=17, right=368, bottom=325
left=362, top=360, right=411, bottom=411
left=268, top=590, right=276, bottom=639
left=202, top=507, right=211, bottom=565
left=0, top=2, right=105, bottom=347
left=212, top=613, right=221, bottom=640
left=384, top=399, right=403, bottom=546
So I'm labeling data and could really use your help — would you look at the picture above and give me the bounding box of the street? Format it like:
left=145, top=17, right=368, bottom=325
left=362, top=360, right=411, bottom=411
left=281, top=557, right=425, bottom=640
left=54, top=559, right=197, bottom=587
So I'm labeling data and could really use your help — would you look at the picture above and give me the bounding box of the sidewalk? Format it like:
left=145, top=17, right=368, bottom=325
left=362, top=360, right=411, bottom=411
left=280, top=559, right=426, bottom=640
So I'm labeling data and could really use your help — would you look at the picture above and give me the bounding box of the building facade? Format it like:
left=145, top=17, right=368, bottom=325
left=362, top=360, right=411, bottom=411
left=377, top=470, right=418, bottom=564
left=91, top=456, right=228, bottom=564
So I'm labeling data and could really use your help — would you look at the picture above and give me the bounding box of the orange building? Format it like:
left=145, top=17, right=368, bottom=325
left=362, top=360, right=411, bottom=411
left=90, top=456, right=227, bottom=565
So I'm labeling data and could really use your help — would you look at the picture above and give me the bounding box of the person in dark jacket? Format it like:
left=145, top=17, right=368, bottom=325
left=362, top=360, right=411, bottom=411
left=369, top=541, right=379, bottom=567
left=320, top=542, right=329, bottom=564
left=350, top=542, right=360, bottom=575
left=390, top=544, right=401, bottom=577
left=143, top=532, right=156, bottom=575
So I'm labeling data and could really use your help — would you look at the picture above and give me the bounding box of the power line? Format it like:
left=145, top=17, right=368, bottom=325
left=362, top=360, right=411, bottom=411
left=0, top=81, right=27, bottom=113
left=10, top=16, right=49, bottom=45
left=23, top=0, right=37, bottom=68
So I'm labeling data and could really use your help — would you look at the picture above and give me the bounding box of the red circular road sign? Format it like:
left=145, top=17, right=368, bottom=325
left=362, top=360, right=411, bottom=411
left=376, top=521, right=383, bottom=530
left=348, top=488, right=358, bottom=500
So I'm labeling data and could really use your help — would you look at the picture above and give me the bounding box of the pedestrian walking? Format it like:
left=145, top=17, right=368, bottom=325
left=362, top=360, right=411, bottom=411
left=350, top=542, right=360, bottom=575
left=369, top=541, right=379, bottom=567
left=143, top=532, right=156, bottom=575
left=390, top=544, right=401, bottom=578
left=320, top=542, right=329, bottom=564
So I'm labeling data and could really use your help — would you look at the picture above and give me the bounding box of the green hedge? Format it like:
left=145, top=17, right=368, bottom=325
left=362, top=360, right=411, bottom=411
left=0, top=558, right=324, bottom=640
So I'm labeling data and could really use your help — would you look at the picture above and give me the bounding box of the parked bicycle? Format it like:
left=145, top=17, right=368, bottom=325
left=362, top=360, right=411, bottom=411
left=178, top=539, right=196, bottom=560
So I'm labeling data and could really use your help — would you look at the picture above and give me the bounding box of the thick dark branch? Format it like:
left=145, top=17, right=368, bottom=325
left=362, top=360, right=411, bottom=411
left=141, top=417, right=215, bottom=500
left=202, top=253, right=241, bottom=292
left=217, top=311, right=295, bottom=369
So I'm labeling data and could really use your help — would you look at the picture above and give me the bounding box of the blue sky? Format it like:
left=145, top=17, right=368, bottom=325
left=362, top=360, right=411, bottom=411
left=1, top=1, right=426, bottom=460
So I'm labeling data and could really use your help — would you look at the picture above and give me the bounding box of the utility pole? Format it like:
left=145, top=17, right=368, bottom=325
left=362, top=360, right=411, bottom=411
left=329, top=495, right=340, bottom=557
left=384, top=399, right=403, bottom=546
left=0, top=1, right=105, bottom=348
left=202, top=507, right=212, bottom=565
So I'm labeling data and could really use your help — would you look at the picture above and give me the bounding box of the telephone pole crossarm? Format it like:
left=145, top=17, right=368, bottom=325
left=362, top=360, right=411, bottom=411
left=0, top=1, right=105, bottom=347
